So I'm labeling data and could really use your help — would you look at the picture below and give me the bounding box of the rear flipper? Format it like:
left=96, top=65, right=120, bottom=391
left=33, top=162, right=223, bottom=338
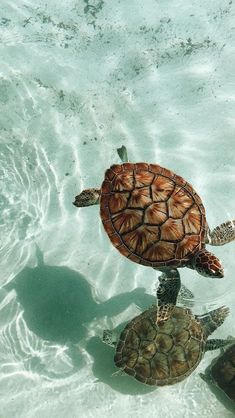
left=196, top=306, right=230, bottom=337
left=178, top=284, right=194, bottom=300
left=117, top=145, right=129, bottom=162
left=155, top=268, right=181, bottom=324
left=177, top=284, right=194, bottom=308
left=207, top=220, right=235, bottom=246
left=205, top=338, right=233, bottom=351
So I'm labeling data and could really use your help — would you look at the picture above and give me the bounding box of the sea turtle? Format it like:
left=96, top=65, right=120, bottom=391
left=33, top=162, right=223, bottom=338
left=200, top=339, right=235, bottom=410
left=102, top=273, right=231, bottom=386
left=73, top=146, right=235, bottom=301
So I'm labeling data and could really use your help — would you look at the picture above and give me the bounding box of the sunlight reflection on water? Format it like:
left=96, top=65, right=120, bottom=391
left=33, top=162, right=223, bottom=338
left=0, top=0, right=235, bottom=417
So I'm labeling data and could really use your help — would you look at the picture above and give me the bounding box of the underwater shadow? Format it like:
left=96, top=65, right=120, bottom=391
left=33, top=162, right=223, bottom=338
left=5, top=248, right=156, bottom=387
left=6, top=249, right=154, bottom=344
left=6, top=260, right=95, bottom=344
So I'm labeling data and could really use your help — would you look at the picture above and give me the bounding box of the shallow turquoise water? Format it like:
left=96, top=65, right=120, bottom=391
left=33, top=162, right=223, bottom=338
left=0, top=0, right=235, bottom=417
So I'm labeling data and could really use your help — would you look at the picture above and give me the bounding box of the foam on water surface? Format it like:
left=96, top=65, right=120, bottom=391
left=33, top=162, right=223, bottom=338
left=0, top=0, right=235, bottom=417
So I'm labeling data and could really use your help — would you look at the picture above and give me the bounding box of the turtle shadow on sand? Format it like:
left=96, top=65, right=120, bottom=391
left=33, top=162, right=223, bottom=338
left=5, top=247, right=155, bottom=382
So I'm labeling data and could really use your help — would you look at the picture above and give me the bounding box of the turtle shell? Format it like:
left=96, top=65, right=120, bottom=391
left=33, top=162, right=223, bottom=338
left=114, top=305, right=206, bottom=386
left=210, top=343, right=235, bottom=402
left=100, top=163, right=206, bottom=268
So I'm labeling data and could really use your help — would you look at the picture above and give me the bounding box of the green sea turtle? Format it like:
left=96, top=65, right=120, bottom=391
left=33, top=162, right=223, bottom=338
left=74, top=146, right=235, bottom=317
left=200, top=339, right=235, bottom=410
left=102, top=273, right=230, bottom=386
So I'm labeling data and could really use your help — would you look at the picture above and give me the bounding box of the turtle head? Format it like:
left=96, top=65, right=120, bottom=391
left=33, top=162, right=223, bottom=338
left=73, top=188, right=100, bottom=207
left=192, top=249, right=224, bottom=278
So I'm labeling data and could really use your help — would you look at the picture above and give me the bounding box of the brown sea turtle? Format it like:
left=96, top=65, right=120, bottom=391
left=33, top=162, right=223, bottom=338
left=73, top=146, right=235, bottom=302
left=102, top=274, right=231, bottom=386
left=200, top=339, right=235, bottom=410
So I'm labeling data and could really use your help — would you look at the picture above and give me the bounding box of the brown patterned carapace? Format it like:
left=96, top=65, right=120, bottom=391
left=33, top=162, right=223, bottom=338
left=114, top=306, right=205, bottom=386
left=210, top=343, right=235, bottom=401
left=100, top=163, right=206, bottom=268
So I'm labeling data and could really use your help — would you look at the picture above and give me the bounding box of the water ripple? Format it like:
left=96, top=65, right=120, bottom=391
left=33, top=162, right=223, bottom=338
left=0, top=138, right=59, bottom=285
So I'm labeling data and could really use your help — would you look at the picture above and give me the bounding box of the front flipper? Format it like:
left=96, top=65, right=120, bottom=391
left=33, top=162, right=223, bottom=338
left=207, top=220, right=235, bottom=246
left=73, top=188, right=100, bottom=207
left=190, top=249, right=224, bottom=278
left=102, top=329, right=117, bottom=347
left=155, top=268, right=181, bottom=324
left=205, top=338, right=233, bottom=351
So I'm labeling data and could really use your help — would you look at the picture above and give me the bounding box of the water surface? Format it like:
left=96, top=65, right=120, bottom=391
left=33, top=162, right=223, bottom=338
left=0, top=1, right=235, bottom=417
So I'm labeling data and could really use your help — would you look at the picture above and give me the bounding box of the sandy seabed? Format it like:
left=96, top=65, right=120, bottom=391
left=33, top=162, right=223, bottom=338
left=0, top=0, right=235, bottom=417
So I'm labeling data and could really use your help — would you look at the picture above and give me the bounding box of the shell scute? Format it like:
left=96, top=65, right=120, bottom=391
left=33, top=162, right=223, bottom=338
left=135, top=163, right=149, bottom=171
left=149, top=164, right=163, bottom=174
left=105, top=168, right=116, bottom=181
left=151, top=176, right=175, bottom=201
left=128, top=187, right=152, bottom=208
left=161, top=167, right=175, bottom=179
left=125, top=329, right=140, bottom=350
left=109, top=233, right=122, bottom=248
left=101, top=207, right=110, bottom=221
left=122, top=163, right=135, bottom=170
left=108, top=192, right=129, bottom=213
left=155, top=333, right=173, bottom=353
left=169, top=345, right=186, bottom=364
left=144, top=202, right=168, bottom=225
left=176, top=235, right=201, bottom=259
left=112, top=209, right=143, bottom=234
left=143, top=241, right=176, bottom=262
left=175, top=175, right=187, bottom=187
left=115, top=244, right=131, bottom=258
left=183, top=204, right=201, bottom=234
left=168, top=186, right=193, bottom=218
left=122, top=225, right=159, bottom=255
left=186, top=339, right=202, bottom=368
left=171, top=359, right=189, bottom=378
left=102, top=180, right=112, bottom=194
left=112, top=172, right=134, bottom=192
left=101, top=195, right=110, bottom=207
left=127, top=253, right=141, bottom=263
left=132, top=318, right=156, bottom=341
left=110, top=164, right=123, bottom=174
left=174, top=329, right=190, bottom=346
left=124, top=366, right=136, bottom=377
left=135, top=170, right=154, bottom=187
left=102, top=220, right=116, bottom=236
left=190, top=320, right=203, bottom=340
left=160, top=218, right=185, bottom=241
left=139, top=340, right=157, bottom=359
left=126, top=351, right=138, bottom=368
left=135, top=359, right=152, bottom=378
left=151, top=352, right=169, bottom=380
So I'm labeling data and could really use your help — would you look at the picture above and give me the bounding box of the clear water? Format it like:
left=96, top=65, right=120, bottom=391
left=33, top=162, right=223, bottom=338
left=1, top=0, right=235, bottom=417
